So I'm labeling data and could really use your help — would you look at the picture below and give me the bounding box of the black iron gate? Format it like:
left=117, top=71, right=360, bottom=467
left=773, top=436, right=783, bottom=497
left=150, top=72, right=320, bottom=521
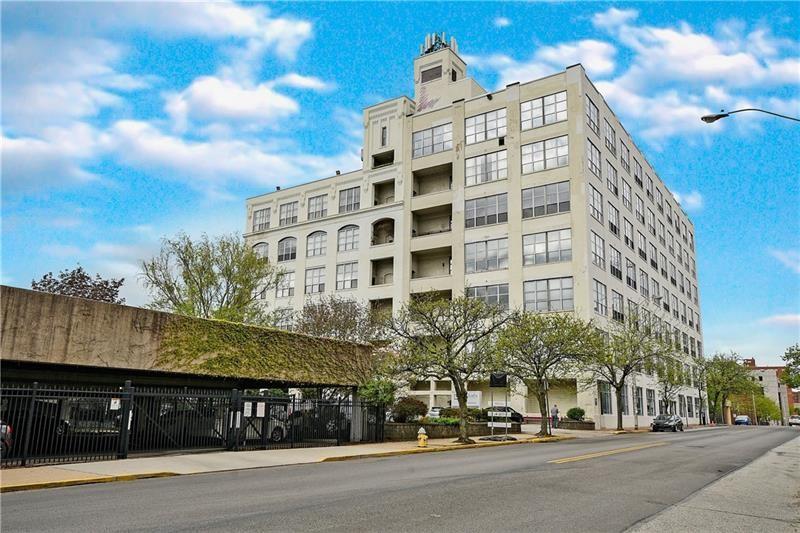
left=1, top=382, right=384, bottom=468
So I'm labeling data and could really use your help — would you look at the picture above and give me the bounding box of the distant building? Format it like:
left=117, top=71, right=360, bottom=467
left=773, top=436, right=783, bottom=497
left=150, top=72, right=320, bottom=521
left=742, top=358, right=794, bottom=424
left=244, top=33, right=705, bottom=429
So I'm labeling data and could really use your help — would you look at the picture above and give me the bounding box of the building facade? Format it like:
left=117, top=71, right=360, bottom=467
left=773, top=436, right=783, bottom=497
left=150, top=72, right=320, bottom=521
left=244, top=34, right=706, bottom=428
left=743, top=358, right=795, bottom=424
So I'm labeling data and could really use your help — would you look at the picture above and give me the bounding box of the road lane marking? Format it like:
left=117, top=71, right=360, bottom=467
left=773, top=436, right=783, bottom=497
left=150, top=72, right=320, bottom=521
left=548, top=441, right=668, bottom=464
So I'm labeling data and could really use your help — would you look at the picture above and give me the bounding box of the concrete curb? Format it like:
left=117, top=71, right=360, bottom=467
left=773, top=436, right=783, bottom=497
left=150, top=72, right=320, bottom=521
left=321, top=435, right=576, bottom=462
left=0, top=472, right=177, bottom=493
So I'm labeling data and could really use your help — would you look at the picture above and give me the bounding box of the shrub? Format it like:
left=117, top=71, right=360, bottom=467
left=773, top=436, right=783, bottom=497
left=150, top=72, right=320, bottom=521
left=567, top=407, right=585, bottom=421
left=418, top=416, right=460, bottom=426
left=391, top=397, right=428, bottom=422
left=440, top=407, right=485, bottom=421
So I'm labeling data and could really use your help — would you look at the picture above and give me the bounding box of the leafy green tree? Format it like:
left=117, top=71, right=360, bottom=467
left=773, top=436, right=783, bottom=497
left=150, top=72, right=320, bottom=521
left=583, top=308, right=671, bottom=430
left=692, top=353, right=709, bottom=424
left=32, top=266, right=124, bottom=304
left=358, top=378, right=397, bottom=408
left=495, top=312, right=597, bottom=436
left=730, top=392, right=782, bottom=423
left=780, top=344, right=800, bottom=389
left=391, top=397, right=427, bottom=423
left=140, top=233, right=282, bottom=325
left=703, top=352, right=758, bottom=422
left=387, top=294, right=509, bottom=443
left=655, top=356, right=685, bottom=415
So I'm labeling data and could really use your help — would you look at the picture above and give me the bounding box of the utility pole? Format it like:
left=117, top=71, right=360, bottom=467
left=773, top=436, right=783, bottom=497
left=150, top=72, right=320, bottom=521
left=751, top=391, right=759, bottom=425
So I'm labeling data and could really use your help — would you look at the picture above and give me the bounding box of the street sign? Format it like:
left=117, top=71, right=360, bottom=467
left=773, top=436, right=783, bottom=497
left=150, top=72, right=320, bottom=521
left=487, top=411, right=510, bottom=418
left=109, top=398, right=121, bottom=411
left=490, top=372, right=508, bottom=387
left=487, top=421, right=512, bottom=429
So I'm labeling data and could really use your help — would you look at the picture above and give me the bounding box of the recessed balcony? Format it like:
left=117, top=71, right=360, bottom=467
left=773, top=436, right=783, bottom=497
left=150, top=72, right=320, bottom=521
left=371, top=218, right=395, bottom=246
left=373, top=180, right=395, bottom=206
left=413, top=163, right=452, bottom=197
left=411, top=246, right=452, bottom=281
left=371, top=257, right=394, bottom=286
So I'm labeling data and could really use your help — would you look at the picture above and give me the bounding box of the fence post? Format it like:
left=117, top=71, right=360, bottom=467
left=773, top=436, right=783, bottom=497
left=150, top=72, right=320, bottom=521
left=117, top=380, right=133, bottom=459
left=226, top=389, right=241, bottom=451
left=21, top=382, right=38, bottom=467
left=289, top=396, right=295, bottom=449
left=336, top=400, right=342, bottom=446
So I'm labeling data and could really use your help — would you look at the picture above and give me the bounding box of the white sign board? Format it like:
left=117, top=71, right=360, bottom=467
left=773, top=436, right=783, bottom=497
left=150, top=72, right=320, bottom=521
left=487, top=411, right=510, bottom=418
left=451, top=391, right=482, bottom=408
left=109, top=398, right=121, bottom=411
left=243, top=402, right=252, bottom=417
left=256, top=402, right=266, bottom=418
left=487, top=421, right=512, bottom=429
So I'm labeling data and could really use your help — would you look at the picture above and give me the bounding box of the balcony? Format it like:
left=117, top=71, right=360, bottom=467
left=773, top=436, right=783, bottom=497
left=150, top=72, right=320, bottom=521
left=371, top=218, right=395, bottom=246
left=413, top=163, right=452, bottom=197
left=370, top=298, right=393, bottom=318
left=373, top=180, right=395, bottom=206
left=371, top=257, right=394, bottom=286
left=411, top=246, right=452, bottom=282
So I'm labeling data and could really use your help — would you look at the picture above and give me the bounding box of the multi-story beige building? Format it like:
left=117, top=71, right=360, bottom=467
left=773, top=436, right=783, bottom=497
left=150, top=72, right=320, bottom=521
left=244, top=34, right=706, bottom=429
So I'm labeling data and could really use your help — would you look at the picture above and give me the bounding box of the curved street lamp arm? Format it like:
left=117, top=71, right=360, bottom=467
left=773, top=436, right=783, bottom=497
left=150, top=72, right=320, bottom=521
left=726, top=108, right=800, bottom=122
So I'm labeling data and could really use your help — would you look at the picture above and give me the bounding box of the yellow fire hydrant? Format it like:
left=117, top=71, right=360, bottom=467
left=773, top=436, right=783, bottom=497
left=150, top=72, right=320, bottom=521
left=417, top=427, right=428, bottom=448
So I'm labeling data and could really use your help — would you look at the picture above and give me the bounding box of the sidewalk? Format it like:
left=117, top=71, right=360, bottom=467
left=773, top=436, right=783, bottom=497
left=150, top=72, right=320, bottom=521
left=628, top=434, right=800, bottom=532
left=0, top=432, right=570, bottom=492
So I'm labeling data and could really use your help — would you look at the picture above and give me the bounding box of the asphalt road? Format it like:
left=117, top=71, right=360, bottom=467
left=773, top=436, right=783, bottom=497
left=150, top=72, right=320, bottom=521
left=2, top=426, right=797, bottom=533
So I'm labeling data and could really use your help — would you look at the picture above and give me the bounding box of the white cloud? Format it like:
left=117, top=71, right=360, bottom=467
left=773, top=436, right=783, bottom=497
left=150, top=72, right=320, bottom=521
left=769, top=249, right=800, bottom=274
left=272, top=73, right=335, bottom=91
left=165, top=76, right=300, bottom=132
left=468, top=39, right=617, bottom=88
left=758, top=314, right=800, bottom=326
left=591, top=7, right=639, bottom=30
left=672, top=190, right=704, bottom=211
left=494, top=17, right=511, bottom=28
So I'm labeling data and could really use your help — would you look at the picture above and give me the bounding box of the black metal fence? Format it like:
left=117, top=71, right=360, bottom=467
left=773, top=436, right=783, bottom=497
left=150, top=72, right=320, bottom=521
left=0, top=382, right=384, bottom=468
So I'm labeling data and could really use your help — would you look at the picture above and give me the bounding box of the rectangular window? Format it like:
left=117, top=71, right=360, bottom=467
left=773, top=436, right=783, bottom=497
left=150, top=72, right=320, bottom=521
left=466, top=109, right=507, bottom=145
left=599, top=381, right=612, bottom=414
left=604, top=119, right=616, bottom=155
left=646, top=175, right=654, bottom=200
left=626, top=259, right=637, bottom=290
left=465, top=150, right=507, bottom=186
left=635, top=195, right=645, bottom=224
left=336, top=262, right=358, bottom=290
left=610, top=246, right=622, bottom=280
left=591, top=231, right=606, bottom=269
left=307, top=195, right=327, bottom=220
left=586, top=96, right=600, bottom=135
left=252, top=208, right=270, bottom=231
left=687, top=395, right=694, bottom=418
left=649, top=243, right=658, bottom=269
left=467, top=284, right=509, bottom=310
left=612, top=290, right=624, bottom=322
left=605, top=159, right=618, bottom=196
left=523, top=228, right=572, bottom=265
left=660, top=253, right=668, bottom=278
left=465, top=238, right=508, bottom=273
left=465, top=193, right=508, bottom=228
left=647, top=209, right=656, bottom=235
left=608, top=203, right=620, bottom=236
left=621, top=386, right=630, bottom=415
left=412, top=123, right=453, bottom=157
left=587, top=139, right=601, bottom=177
left=521, top=91, right=567, bottom=130
left=380, top=126, right=387, bottom=147
left=655, top=188, right=664, bottom=213
left=589, top=185, right=603, bottom=223
left=633, top=159, right=643, bottom=187
left=339, top=186, right=360, bottom=213
left=623, top=218, right=634, bottom=249
left=646, top=389, right=656, bottom=416
left=338, top=226, right=359, bottom=251
left=651, top=278, right=660, bottom=302
left=305, top=267, right=325, bottom=294
left=521, top=135, right=569, bottom=173
left=622, top=180, right=632, bottom=211
left=640, top=270, right=650, bottom=297
left=522, top=181, right=570, bottom=218
left=620, top=141, right=630, bottom=173
left=593, top=279, right=607, bottom=315
left=279, top=202, right=298, bottom=226
left=523, top=277, right=574, bottom=312
left=637, top=231, right=647, bottom=260
left=275, top=271, right=295, bottom=298
left=420, top=65, right=442, bottom=83
left=667, top=232, right=675, bottom=255
left=658, top=221, right=666, bottom=245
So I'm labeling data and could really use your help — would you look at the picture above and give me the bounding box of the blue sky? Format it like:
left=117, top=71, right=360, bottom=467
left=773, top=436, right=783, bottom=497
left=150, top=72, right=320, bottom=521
left=2, top=2, right=798, bottom=364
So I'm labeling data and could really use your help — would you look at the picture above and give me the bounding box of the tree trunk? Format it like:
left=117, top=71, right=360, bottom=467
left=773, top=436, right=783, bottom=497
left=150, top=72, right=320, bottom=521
left=454, top=386, right=473, bottom=444
left=615, top=386, right=624, bottom=431
left=537, top=388, right=550, bottom=436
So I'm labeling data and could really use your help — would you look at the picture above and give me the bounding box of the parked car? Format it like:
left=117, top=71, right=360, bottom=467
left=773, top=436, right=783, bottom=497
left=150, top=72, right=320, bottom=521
left=734, top=415, right=751, bottom=425
left=0, top=420, right=12, bottom=458
left=651, top=414, right=684, bottom=432
left=788, top=415, right=800, bottom=427
left=427, top=407, right=445, bottom=419
left=485, top=406, right=524, bottom=424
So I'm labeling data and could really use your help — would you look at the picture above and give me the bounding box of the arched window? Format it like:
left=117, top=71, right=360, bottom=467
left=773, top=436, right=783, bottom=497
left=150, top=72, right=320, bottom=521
left=252, top=242, right=268, bottom=259
left=277, top=237, right=297, bottom=262
left=337, top=225, right=359, bottom=252
left=306, top=231, right=327, bottom=257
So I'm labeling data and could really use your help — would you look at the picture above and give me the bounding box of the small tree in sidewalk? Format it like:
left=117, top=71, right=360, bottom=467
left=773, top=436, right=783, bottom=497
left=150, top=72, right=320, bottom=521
left=655, top=356, right=685, bottom=415
left=387, top=293, right=509, bottom=444
left=495, top=312, right=597, bottom=436
left=583, top=308, right=671, bottom=431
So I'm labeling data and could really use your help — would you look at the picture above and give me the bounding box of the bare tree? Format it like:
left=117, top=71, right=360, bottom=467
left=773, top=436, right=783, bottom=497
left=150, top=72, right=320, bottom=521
left=583, top=308, right=671, bottom=431
left=294, top=295, right=385, bottom=343
left=496, top=312, right=597, bottom=436
left=387, top=294, right=509, bottom=444
left=32, top=266, right=125, bottom=304
left=140, top=233, right=282, bottom=325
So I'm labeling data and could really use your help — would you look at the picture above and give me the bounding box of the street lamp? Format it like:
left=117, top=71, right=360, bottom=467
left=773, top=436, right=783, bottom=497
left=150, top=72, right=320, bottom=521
left=701, top=108, right=800, bottom=124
